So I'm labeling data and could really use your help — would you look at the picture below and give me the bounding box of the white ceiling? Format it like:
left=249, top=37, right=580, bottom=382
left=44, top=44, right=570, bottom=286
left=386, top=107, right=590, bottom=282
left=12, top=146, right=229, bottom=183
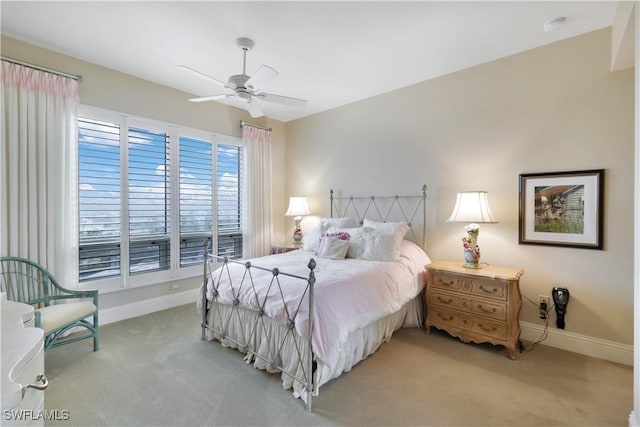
left=1, top=1, right=618, bottom=122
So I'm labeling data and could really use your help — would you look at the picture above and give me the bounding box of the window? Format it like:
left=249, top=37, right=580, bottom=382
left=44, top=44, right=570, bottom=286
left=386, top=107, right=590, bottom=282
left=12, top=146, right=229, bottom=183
left=78, top=107, right=244, bottom=287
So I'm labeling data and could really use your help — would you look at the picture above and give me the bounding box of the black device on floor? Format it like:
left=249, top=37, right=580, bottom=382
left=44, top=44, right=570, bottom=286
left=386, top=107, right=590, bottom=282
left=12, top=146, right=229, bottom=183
left=552, top=287, right=570, bottom=329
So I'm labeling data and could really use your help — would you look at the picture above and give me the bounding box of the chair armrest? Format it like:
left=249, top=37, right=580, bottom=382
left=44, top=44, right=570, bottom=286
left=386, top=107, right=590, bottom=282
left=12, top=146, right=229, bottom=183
left=50, top=289, right=98, bottom=306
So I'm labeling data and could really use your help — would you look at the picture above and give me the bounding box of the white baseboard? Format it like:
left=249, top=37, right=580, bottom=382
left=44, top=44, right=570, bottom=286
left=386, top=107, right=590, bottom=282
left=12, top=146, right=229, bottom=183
left=520, top=321, right=633, bottom=366
left=99, top=288, right=200, bottom=326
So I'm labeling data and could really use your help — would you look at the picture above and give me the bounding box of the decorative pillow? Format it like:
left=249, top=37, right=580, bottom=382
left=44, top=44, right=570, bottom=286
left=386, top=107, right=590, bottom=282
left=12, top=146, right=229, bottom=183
left=315, top=231, right=350, bottom=256
left=326, top=226, right=371, bottom=259
left=302, top=217, right=358, bottom=251
left=359, top=230, right=400, bottom=262
left=315, top=237, right=350, bottom=260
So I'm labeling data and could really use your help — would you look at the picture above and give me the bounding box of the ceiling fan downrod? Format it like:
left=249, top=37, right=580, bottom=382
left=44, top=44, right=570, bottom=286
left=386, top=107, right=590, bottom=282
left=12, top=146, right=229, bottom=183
left=236, top=37, right=254, bottom=76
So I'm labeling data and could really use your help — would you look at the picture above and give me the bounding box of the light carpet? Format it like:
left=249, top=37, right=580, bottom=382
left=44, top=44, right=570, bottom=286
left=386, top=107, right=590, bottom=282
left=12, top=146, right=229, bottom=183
left=43, top=303, right=632, bottom=426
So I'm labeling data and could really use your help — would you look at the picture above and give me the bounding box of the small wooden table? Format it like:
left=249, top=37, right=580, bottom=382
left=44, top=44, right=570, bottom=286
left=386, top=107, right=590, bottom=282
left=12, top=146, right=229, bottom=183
left=270, top=245, right=299, bottom=255
left=425, top=260, right=524, bottom=359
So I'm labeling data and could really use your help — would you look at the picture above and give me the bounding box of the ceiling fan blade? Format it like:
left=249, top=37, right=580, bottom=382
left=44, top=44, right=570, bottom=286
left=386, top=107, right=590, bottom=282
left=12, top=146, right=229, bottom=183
left=189, top=94, right=230, bottom=102
left=246, top=65, right=278, bottom=92
left=248, top=100, right=264, bottom=118
left=177, top=65, right=227, bottom=88
left=258, top=92, right=307, bottom=108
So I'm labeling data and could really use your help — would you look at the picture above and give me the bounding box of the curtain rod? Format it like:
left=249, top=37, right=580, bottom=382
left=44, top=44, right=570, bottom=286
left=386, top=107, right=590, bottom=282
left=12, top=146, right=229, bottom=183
left=240, top=120, right=272, bottom=132
left=1, top=56, right=82, bottom=82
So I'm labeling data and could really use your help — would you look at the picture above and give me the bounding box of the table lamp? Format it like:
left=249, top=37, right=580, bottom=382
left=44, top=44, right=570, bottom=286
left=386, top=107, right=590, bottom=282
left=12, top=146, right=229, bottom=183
left=285, top=196, right=310, bottom=244
left=447, top=191, right=497, bottom=268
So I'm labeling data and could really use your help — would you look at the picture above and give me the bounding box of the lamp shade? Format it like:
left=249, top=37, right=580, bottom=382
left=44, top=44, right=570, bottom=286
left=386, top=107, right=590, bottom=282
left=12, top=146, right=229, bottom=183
left=285, top=196, right=310, bottom=217
left=447, top=191, right=497, bottom=223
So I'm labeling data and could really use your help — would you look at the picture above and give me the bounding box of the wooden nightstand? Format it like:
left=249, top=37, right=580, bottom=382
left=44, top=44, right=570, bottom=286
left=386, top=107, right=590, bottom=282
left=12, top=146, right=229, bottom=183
left=270, top=245, right=299, bottom=255
left=425, top=260, right=524, bottom=360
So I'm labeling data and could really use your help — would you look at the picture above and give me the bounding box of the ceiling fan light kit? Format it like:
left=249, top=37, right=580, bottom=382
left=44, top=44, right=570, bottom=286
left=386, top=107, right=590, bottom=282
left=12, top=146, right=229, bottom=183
left=179, top=37, right=307, bottom=118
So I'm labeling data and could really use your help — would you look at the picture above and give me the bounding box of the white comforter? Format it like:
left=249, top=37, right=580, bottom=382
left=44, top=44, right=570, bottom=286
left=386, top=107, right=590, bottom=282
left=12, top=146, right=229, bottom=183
left=201, top=240, right=430, bottom=370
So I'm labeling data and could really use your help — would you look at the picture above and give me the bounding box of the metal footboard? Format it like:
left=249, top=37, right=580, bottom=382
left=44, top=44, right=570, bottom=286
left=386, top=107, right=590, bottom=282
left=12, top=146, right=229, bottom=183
left=201, top=242, right=317, bottom=411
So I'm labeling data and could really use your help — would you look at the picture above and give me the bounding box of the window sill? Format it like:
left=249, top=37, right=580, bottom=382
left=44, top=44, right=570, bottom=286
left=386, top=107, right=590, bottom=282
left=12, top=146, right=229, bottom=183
left=80, top=266, right=203, bottom=294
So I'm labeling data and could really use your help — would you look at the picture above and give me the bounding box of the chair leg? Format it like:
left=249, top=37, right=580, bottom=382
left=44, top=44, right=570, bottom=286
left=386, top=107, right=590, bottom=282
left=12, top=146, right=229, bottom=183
left=93, top=312, right=99, bottom=351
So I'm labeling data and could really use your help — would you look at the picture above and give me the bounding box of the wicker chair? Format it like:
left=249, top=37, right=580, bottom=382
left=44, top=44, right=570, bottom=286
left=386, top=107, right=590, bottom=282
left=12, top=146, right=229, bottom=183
left=0, top=256, right=98, bottom=353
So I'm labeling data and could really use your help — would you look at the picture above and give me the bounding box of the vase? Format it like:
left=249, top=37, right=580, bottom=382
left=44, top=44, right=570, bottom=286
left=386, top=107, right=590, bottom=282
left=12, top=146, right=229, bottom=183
left=462, top=226, right=481, bottom=269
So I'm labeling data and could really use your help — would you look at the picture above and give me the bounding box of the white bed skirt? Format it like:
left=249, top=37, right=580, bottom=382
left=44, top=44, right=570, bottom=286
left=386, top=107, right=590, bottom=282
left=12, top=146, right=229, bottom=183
left=203, top=292, right=424, bottom=401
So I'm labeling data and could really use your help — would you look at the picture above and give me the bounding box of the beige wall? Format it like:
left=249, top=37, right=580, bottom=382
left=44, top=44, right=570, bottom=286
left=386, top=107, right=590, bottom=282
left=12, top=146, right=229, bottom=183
left=285, top=29, right=635, bottom=345
left=2, top=28, right=635, bottom=347
left=1, top=36, right=289, bottom=309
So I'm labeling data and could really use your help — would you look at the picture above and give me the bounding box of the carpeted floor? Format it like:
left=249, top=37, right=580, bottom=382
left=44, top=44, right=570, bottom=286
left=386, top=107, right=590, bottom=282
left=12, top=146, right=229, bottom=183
left=44, top=303, right=632, bottom=426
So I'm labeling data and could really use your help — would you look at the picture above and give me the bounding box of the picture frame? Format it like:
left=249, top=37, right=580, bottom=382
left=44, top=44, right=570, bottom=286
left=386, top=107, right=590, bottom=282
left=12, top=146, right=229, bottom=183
left=519, top=169, right=604, bottom=249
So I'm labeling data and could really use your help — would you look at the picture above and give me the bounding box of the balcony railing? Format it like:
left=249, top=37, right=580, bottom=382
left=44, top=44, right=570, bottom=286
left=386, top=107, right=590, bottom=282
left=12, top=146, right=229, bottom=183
left=79, top=230, right=243, bottom=282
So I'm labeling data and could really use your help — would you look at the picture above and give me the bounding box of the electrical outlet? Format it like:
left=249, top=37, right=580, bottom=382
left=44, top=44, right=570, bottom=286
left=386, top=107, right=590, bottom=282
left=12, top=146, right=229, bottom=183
left=539, top=295, right=549, bottom=319
left=170, top=283, right=180, bottom=290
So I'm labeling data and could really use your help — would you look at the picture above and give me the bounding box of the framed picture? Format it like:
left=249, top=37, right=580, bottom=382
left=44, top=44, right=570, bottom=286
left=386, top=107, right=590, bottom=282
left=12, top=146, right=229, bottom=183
left=519, top=169, right=604, bottom=249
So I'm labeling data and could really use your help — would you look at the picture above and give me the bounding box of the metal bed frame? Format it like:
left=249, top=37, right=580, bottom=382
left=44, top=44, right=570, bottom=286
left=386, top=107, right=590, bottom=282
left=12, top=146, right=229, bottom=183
left=201, top=247, right=317, bottom=410
left=200, top=186, right=427, bottom=412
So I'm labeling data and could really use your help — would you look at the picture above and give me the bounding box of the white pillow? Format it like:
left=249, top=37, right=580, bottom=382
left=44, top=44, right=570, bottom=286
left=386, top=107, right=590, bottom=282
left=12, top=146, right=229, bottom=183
left=303, top=223, right=326, bottom=251
left=360, top=230, right=399, bottom=262
left=327, top=226, right=371, bottom=259
left=315, top=237, right=350, bottom=260
left=362, top=219, right=410, bottom=240
left=361, top=219, right=410, bottom=261
left=302, top=217, right=358, bottom=251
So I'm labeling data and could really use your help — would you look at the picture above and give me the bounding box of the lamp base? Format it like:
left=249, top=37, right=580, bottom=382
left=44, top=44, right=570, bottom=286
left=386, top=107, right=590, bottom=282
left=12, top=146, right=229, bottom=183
left=463, top=261, right=482, bottom=269
left=292, top=216, right=303, bottom=244
left=461, top=225, right=481, bottom=269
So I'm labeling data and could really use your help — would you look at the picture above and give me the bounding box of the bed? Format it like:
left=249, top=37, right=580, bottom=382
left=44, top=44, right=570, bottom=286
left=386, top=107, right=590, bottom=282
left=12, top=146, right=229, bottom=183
left=198, top=186, right=430, bottom=411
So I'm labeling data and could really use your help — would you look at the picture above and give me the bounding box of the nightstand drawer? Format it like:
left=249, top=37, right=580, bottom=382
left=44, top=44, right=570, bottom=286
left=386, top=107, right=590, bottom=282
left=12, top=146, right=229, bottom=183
left=468, top=279, right=507, bottom=301
left=465, top=298, right=507, bottom=321
left=429, top=290, right=462, bottom=309
left=430, top=290, right=507, bottom=321
left=463, top=316, right=507, bottom=340
left=428, top=307, right=463, bottom=328
left=430, top=273, right=460, bottom=291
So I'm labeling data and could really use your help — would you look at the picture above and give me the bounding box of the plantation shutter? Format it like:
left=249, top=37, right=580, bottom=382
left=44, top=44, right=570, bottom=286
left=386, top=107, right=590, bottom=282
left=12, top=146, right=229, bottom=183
left=217, top=144, right=244, bottom=258
left=128, top=126, right=171, bottom=274
left=179, top=136, right=213, bottom=266
left=78, top=117, right=121, bottom=281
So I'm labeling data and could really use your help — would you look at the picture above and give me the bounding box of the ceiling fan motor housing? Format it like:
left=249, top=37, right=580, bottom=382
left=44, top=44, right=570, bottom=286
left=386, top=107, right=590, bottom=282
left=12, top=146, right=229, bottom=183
left=228, top=74, right=250, bottom=90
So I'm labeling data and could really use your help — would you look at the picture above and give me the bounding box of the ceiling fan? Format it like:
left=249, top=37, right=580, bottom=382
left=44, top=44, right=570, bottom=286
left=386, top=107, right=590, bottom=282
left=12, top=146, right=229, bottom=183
left=177, top=38, right=307, bottom=118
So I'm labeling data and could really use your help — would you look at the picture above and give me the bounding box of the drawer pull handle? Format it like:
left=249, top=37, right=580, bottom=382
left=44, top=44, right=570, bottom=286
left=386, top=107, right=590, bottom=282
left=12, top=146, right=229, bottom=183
left=478, top=324, right=497, bottom=332
left=478, top=305, right=497, bottom=313
left=479, top=285, right=498, bottom=294
left=22, top=374, right=48, bottom=397
left=437, top=313, right=454, bottom=321
left=437, top=296, right=453, bottom=304
left=438, top=279, right=455, bottom=287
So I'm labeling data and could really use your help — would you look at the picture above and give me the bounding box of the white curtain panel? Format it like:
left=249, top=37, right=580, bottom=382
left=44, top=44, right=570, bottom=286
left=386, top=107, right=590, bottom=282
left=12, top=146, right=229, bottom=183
left=1, top=60, right=79, bottom=286
left=242, top=124, right=272, bottom=258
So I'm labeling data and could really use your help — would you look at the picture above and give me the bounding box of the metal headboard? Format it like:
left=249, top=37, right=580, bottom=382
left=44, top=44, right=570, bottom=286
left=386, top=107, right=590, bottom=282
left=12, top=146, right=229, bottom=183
left=330, top=185, right=427, bottom=249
